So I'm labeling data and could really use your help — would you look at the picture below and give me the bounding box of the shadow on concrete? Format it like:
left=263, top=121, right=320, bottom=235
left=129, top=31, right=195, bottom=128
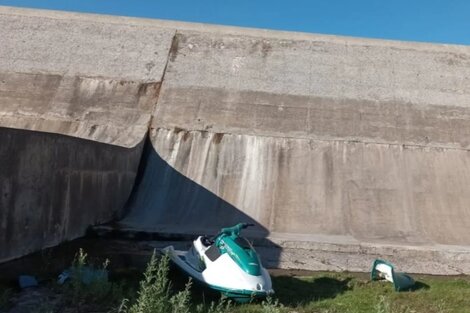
left=97, top=137, right=282, bottom=267
left=0, top=126, right=143, bottom=264
left=272, top=276, right=352, bottom=306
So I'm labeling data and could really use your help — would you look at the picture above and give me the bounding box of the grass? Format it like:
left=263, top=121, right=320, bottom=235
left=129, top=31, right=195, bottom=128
left=58, top=248, right=130, bottom=311
left=235, top=272, right=470, bottom=313
left=0, top=284, right=12, bottom=311
left=122, top=252, right=470, bottom=313
left=3, top=248, right=470, bottom=313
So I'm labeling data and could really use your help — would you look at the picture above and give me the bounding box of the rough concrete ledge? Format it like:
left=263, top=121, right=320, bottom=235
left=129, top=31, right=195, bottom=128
left=2, top=5, right=470, bottom=50
left=260, top=235, right=470, bottom=275
left=0, top=6, right=175, bottom=81
left=0, top=75, right=160, bottom=147
left=138, top=236, right=470, bottom=275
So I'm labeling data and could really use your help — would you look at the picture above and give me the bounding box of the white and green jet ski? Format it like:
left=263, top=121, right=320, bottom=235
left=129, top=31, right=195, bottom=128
left=162, top=223, right=274, bottom=302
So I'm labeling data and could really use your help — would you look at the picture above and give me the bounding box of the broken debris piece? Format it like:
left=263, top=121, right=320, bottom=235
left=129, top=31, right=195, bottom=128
left=371, top=259, right=415, bottom=291
left=18, top=275, right=38, bottom=288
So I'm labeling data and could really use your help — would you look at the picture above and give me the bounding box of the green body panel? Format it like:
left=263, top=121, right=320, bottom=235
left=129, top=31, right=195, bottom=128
left=170, top=224, right=271, bottom=303
left=208, top=283, right=271, bottom=303
left=216, top=223, right=261, bottom=276
left=173, top=254, right=269, bottom=303
left=371, top=259, right=415, bottom=291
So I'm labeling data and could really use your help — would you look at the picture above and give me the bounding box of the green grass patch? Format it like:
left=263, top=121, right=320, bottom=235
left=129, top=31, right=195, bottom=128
left=232, top=272, right=470, bottom=313
left=128, top=255, right=470, bottom=313
left=4, top=247, right=470, bottom=313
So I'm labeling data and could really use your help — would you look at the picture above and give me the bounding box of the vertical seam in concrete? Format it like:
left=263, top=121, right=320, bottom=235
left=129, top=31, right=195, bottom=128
left=147, top=29, right=178, bottom=132
left=117, top=30, right=179, bottom=220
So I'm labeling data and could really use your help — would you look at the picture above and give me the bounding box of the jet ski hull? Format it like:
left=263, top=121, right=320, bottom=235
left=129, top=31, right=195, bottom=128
left=163, top=238, right=273, bottom=302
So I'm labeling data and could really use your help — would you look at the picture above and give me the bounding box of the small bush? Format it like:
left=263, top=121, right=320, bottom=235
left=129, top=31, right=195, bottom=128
left=261, top=296, right=284, bottom=313
left=195, top=296, right=232, bottom=313
left=123, top=250, right=233, bottom=313
left=62, top=248, right=126, bottom=309
left=126, top=250, right=171, bottom=313
left=124, top=250, right=195, bottom=313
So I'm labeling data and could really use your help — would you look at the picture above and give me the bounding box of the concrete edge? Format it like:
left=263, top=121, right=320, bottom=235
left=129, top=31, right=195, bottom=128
left=92, top=225, right=470, bottom=275
left=151, top=125, right=470, bottom=153
left=1, top=5, right=469, bottom=51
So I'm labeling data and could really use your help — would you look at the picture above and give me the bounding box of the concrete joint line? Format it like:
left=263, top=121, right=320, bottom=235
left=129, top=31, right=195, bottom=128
left=152, top=126, right=470, bottom=153
left=147, top=30, right=178, bottom=133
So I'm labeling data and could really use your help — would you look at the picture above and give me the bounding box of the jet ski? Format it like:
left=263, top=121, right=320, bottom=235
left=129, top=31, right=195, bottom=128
left=162, top=223, right=274, bottom=302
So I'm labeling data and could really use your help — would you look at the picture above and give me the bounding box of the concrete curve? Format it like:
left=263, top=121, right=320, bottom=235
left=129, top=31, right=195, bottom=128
left=123, top=21, right=470, bottom=274
left=2, top=6, right=470, bottom=274
left=0, top=6, right=173, bottom=262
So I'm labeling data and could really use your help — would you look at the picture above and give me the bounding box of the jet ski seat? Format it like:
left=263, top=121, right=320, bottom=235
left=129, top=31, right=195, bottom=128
left=201, top=236, right=214, bottom=247
left=205, top=244, right=221, bottom=262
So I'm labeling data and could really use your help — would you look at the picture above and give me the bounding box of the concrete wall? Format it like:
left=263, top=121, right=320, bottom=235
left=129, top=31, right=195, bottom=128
left=0, top=127, right=142, bottom=262
left=144, top=29, right=470, bottom=248
left=123, top=22, right=470, bottom=273
left=2, top=6, right=470, bottom=273
left=0, top=6, right=173, bottom=262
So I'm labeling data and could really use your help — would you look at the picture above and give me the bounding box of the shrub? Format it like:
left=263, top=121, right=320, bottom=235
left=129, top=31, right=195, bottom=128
left=195, top=296, right=232, bottom=313
left=124, top=250, right=232, bottom=313
left=125, top=250, right=195, bottom=313
left=62, top=248, right=126, bottom=308
left=261, top=296, right=284, bottom=313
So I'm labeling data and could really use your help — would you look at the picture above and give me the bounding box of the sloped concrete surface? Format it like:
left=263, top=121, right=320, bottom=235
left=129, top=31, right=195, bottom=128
left=144, top=26, right=470, bottom=248
left=0, top=6, right=173, bottom=262
left=0, top=128, right=143, bottom=262
left=0, top=6, right=174, bottom=146
left=2, top=6, right=470, bottom=273
left=126, top=20, right=470, bottom=273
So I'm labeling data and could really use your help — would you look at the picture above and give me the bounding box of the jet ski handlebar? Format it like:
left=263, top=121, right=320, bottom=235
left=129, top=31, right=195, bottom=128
left=221, top=223, right=254, bottom=235
left=211, top=223, right=254, bottom=240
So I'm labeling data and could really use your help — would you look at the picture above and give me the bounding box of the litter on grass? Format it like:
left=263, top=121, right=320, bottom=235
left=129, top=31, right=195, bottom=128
left=57, top=266, right=108, bottom=285
left=371, top=259, right=415, bottom=291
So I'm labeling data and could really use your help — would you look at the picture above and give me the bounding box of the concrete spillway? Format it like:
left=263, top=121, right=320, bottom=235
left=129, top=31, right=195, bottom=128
left=2, top=6, right=470, bottom=274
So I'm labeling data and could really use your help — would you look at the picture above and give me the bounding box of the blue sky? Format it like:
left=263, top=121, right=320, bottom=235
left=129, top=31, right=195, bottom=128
left=1, top=0, right=470, bottom=45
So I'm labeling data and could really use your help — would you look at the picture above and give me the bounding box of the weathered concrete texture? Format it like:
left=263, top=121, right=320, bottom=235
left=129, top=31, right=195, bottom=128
left=127, top=128, right=470, bottom=248
left=0, top=6, right=174, bottom=146
left=130, top=27, right=470, bottom=273
left=0, top=73, right=160, bottom=147
left=257, top=236, right=470, bottom=275
left=155, top=31, right=470, bottom=148
left=0, top=73, right=158, bottom=261
left=145, top=238, right=470, bottom=275
left=0, top=7, right=174, bottom=82
left=156, top=87, right=470, bottom=150
left=123, top=133, right=270, bottom=238
left=0, top=6, right=174, bottom=262
left=3, top=6, right=470, bottom=273
left=0, top=127, right=143, bottom=263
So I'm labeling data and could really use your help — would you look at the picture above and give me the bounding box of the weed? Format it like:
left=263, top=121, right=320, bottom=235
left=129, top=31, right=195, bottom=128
left=124, top=250, right=197, bottom=313
left=169, top=280, right=192, bottom=313
left=375, top=295, right=391, bottom=313
left=32, top=302, right=55, bottom=313
left=122, top=250, right=236, bottom=313
left=196, top=296, right=232, bottom=313
left=261, top=296, right=284, bottom=313
left=62, top=248, right=127, bottom=309
left=0, top=287, right=12, bottom=311
left=126, top=250, right=172, bottom=313
left=118, top=298, right=130, bottom=313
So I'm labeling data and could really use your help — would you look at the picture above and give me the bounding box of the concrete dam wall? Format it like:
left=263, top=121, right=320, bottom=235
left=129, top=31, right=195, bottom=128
left=2, top=6, right=470, bottom=273
left=0, top=6, right=173, bottom=262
